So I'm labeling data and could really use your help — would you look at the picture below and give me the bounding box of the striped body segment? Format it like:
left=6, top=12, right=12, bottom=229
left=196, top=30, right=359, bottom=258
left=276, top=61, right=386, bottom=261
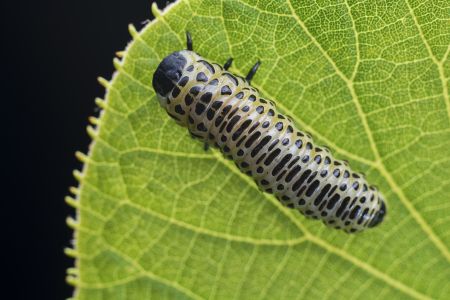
left=152, top=49, right=386, bottom=233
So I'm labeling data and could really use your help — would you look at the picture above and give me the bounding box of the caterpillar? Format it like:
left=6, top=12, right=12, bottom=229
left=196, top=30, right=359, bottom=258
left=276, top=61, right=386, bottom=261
left=152, top=32, right=386, bottom=233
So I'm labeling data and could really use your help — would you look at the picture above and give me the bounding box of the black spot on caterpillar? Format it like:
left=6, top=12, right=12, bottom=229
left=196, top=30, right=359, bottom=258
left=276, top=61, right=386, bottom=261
left=152, top=32, right=387, bottom=233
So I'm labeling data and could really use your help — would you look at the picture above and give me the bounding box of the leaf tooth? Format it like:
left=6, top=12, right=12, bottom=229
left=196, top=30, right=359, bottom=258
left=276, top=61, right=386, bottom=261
left=66, top=216, right=79, bottom=229
left=65, top=196, right=79, bottom=208
left=69, top=186, right=79, bottom=195
left=151, top=2, right=161, bottom=19
left=128, top=23, right=139, bottom=39
left=97, top=76, right=110, bottom=88
left=75, top=151, right=88, bottom=163
left=95, top=97, right=107, bottom=109
left=64, top=247, right=78, bottom=258
left=67, top=268, right=79, bottom=275
left=116, top=51, right=125, bottom=58
left=66, top=275, right=79, bottom=287
left=73, top=169, right=83, bottom=181
left=86, top=125, right=98, bottom=139
left=113, top=57, right=123, bottom=71
left=88, top=116, right=99, bottom=125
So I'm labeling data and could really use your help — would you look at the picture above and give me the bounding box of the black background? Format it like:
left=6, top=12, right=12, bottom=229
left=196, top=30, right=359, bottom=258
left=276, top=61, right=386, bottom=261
left=3, top=0, right=171, bottom=298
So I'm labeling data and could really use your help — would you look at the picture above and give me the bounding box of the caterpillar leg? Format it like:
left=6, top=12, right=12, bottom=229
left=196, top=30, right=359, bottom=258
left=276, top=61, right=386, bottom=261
left=186, top=31, right=193, bottom=51
left=223, top=58, right=233, bottom=70
left=246, top=61, right=261, bottom=84
left=203, top=142, right=209, bottom=151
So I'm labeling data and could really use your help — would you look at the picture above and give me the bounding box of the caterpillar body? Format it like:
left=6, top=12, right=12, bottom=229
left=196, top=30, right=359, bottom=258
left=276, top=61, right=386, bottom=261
left=152, top=32, right=386, bottom=233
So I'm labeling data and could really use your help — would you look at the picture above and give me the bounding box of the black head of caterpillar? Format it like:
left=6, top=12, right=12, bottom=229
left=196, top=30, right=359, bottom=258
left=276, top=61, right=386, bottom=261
left=152, top=32, right=387, bottom=233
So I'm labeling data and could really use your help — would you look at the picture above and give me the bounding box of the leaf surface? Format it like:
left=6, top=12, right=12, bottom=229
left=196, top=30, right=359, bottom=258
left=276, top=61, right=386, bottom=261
left=68, top=0, right=450, bottom=299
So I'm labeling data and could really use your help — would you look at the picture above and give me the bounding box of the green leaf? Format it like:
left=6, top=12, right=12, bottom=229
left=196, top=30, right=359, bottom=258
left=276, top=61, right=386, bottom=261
left=67, top=0, right=450, bottom=299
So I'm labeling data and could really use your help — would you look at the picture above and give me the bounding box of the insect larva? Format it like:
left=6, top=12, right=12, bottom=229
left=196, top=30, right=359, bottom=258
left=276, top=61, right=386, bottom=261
left=152, top=32, right=386, bottom=233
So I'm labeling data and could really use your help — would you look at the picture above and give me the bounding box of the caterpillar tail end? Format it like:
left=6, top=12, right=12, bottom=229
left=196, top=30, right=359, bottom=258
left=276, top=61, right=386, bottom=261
left=368, top=201, right=386, bottom=228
